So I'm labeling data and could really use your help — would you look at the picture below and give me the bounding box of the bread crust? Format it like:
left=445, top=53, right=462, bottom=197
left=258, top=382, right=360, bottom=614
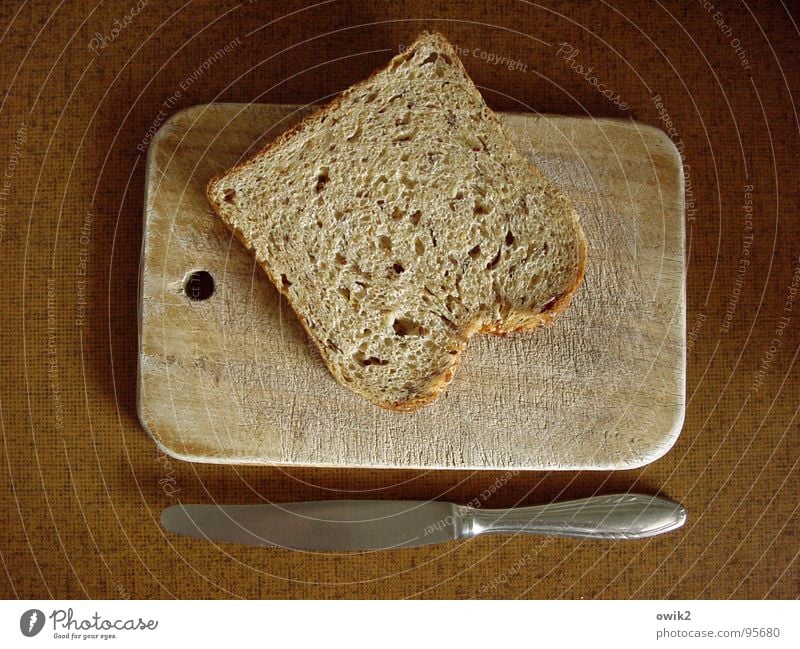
left=207, top=31, right=587, bottom=412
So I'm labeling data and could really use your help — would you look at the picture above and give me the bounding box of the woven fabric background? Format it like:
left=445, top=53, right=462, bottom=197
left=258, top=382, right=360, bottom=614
left=1, top=0, right=797, bottom=599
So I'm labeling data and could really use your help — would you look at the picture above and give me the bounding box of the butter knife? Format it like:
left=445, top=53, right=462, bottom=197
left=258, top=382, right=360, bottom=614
left=161, top=494, right=686, bottom=551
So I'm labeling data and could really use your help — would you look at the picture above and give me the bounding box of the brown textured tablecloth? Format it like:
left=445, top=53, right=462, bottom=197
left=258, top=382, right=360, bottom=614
left=1, top=0, right=798, bottom=599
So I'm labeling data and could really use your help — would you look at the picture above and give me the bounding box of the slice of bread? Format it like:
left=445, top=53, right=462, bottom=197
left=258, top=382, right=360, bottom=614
left=207, top=31, right=587, bottom=412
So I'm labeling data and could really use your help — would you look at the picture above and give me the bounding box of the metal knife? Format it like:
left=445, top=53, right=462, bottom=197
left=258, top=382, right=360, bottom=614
left=161, top=494, right=686, bottom=551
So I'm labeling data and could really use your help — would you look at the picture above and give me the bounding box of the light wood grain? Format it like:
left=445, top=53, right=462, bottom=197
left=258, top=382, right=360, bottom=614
left=138, top=103, right=685, bottom=469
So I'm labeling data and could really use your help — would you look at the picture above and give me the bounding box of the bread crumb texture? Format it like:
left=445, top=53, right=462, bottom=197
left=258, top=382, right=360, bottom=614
left=208, top=31, right=587, bottom=411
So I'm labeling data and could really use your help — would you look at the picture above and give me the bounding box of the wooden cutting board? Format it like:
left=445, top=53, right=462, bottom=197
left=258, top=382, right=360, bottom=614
left=138, top=103, right=685, bottom=470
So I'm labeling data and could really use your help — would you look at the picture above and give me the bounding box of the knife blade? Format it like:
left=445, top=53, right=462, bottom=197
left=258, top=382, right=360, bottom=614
left=161, top=494, right=686, bottom=551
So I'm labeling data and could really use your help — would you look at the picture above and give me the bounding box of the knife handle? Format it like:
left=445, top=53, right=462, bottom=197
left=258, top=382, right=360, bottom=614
left=464, top=494, right=686, bottom=540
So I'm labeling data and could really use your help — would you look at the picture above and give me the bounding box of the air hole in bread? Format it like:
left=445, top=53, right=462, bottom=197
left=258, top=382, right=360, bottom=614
left=474, top=198, right=489, bottom=215
left=421, top=51, right=439, bottom=65
left=280, top=274, right=292, bottom=289
left=409, top=210, right=422, bottom=225
left=468, top=244, right=481, bottom=258
left=335, top=253, right=347, bottom=265
left=391, top=206, right=404, bottom=220
left=353, top=351, right=389, bottom=367
left=400, top=174, right=417, bottom=188
left=379, top=235, right=392, bottom=252
left=415, top=237, right=425, bottom=255
left=223, top=188, right=236, bottom=203
left=392, top=263, right=405, bottom=274
left=393, top=317, right=427, bottom=337
left=338, top=286, right=351, bottom=301
left=505, top=230, right=515, bottom=246
left=438, top=313, right=457, bottom=329
left=486, top=246, right=502, bottom=270
left=541, top=294, right=561, bottom=313
left=393, top=131, right=415, bottom=143
left=314, top=167, right=330, bottom=193
left=491, top=280, right=503, bottom=303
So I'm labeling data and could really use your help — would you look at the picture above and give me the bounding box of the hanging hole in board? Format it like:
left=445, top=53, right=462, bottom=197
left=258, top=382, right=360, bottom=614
left=183, top=270, right=215, bottom=301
